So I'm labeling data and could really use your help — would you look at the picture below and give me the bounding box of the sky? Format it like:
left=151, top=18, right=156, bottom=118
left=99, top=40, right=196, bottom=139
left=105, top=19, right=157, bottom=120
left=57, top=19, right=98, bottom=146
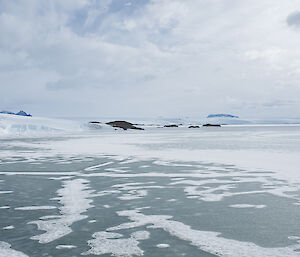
left=1, top=0, right=300, bottom=119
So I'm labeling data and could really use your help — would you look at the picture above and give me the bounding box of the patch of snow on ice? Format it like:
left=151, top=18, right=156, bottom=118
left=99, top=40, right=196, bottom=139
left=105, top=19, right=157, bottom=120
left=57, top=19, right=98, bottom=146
left=3, top=225, right=14, bottom=230
left=140, top=165, right=150, bottom=168
left=0, top=206, right=10, bottom=209
left=112, top=182, right=163, bottom=201
left=15, top=206, right=57, bottom=211
left=0, top=241, right=28, bottom=257
left=288, top=236, right=300, bottom=240
left=171, top=177, right=300, bottom=203
left=229, top=204, right=266, bottom=209
left=156, top=244, right=170, bottom=248
left=56, top=245, right=77, bottom=249
left=82, top=231, right=150, bottom=256
left=84, top=162, right=114, bottom=171
left=29, top=179, right=94, bottom=243
left=107, top=210, right=300, bottom=257
left=0, top=191, right=13, bottom=194
left=0, top=172, right=80, bottom=176
left=49, top=176, right=74, bottom=180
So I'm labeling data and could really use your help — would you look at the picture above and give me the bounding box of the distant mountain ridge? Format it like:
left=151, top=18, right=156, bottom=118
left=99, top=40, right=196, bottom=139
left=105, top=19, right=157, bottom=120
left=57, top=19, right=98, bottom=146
left=207, top=114, right=239, bottom=118
left=0, top=110, right=32, bottom=117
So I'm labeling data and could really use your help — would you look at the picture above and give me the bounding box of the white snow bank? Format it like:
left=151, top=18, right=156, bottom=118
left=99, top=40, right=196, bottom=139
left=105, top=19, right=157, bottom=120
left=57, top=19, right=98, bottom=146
left=0, top=114, right=83, bottom=136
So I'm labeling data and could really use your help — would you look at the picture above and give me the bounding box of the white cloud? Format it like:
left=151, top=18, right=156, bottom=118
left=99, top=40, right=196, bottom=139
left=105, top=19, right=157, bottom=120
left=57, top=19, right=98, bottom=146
left=1, top=0, right=300, bottom=118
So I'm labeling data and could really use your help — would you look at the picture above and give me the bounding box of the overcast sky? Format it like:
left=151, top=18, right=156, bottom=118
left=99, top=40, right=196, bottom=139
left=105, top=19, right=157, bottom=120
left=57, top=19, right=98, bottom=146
left=1, top=0, right=300, bottom=119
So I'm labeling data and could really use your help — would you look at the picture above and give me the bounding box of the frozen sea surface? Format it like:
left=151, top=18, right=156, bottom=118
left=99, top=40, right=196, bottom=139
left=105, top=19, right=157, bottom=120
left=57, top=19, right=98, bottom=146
left=1, top=125, right=300, bottom=256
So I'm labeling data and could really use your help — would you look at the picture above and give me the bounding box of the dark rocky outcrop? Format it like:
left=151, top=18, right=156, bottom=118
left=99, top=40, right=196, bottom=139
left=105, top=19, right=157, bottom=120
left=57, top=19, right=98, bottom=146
left=106, top=121, right=144, bottom=130
left=188, top=125, right=200, bottom=128
left=164, top=124, right=179, bottom=128
left=202, top=124, right=221, bottom=127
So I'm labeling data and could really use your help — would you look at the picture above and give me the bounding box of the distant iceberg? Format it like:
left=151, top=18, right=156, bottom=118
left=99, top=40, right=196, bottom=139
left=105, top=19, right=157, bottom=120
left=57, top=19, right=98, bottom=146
left=207, top=114, right=239, bottom=118
left=0, top=110, right=32, bottom=117
left=205, top=114, right=250, bottom=125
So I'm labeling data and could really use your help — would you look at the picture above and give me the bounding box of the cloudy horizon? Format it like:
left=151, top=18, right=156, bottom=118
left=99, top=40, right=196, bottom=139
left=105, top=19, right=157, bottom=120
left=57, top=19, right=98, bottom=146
left=1, top=0, right=300, bottom=119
